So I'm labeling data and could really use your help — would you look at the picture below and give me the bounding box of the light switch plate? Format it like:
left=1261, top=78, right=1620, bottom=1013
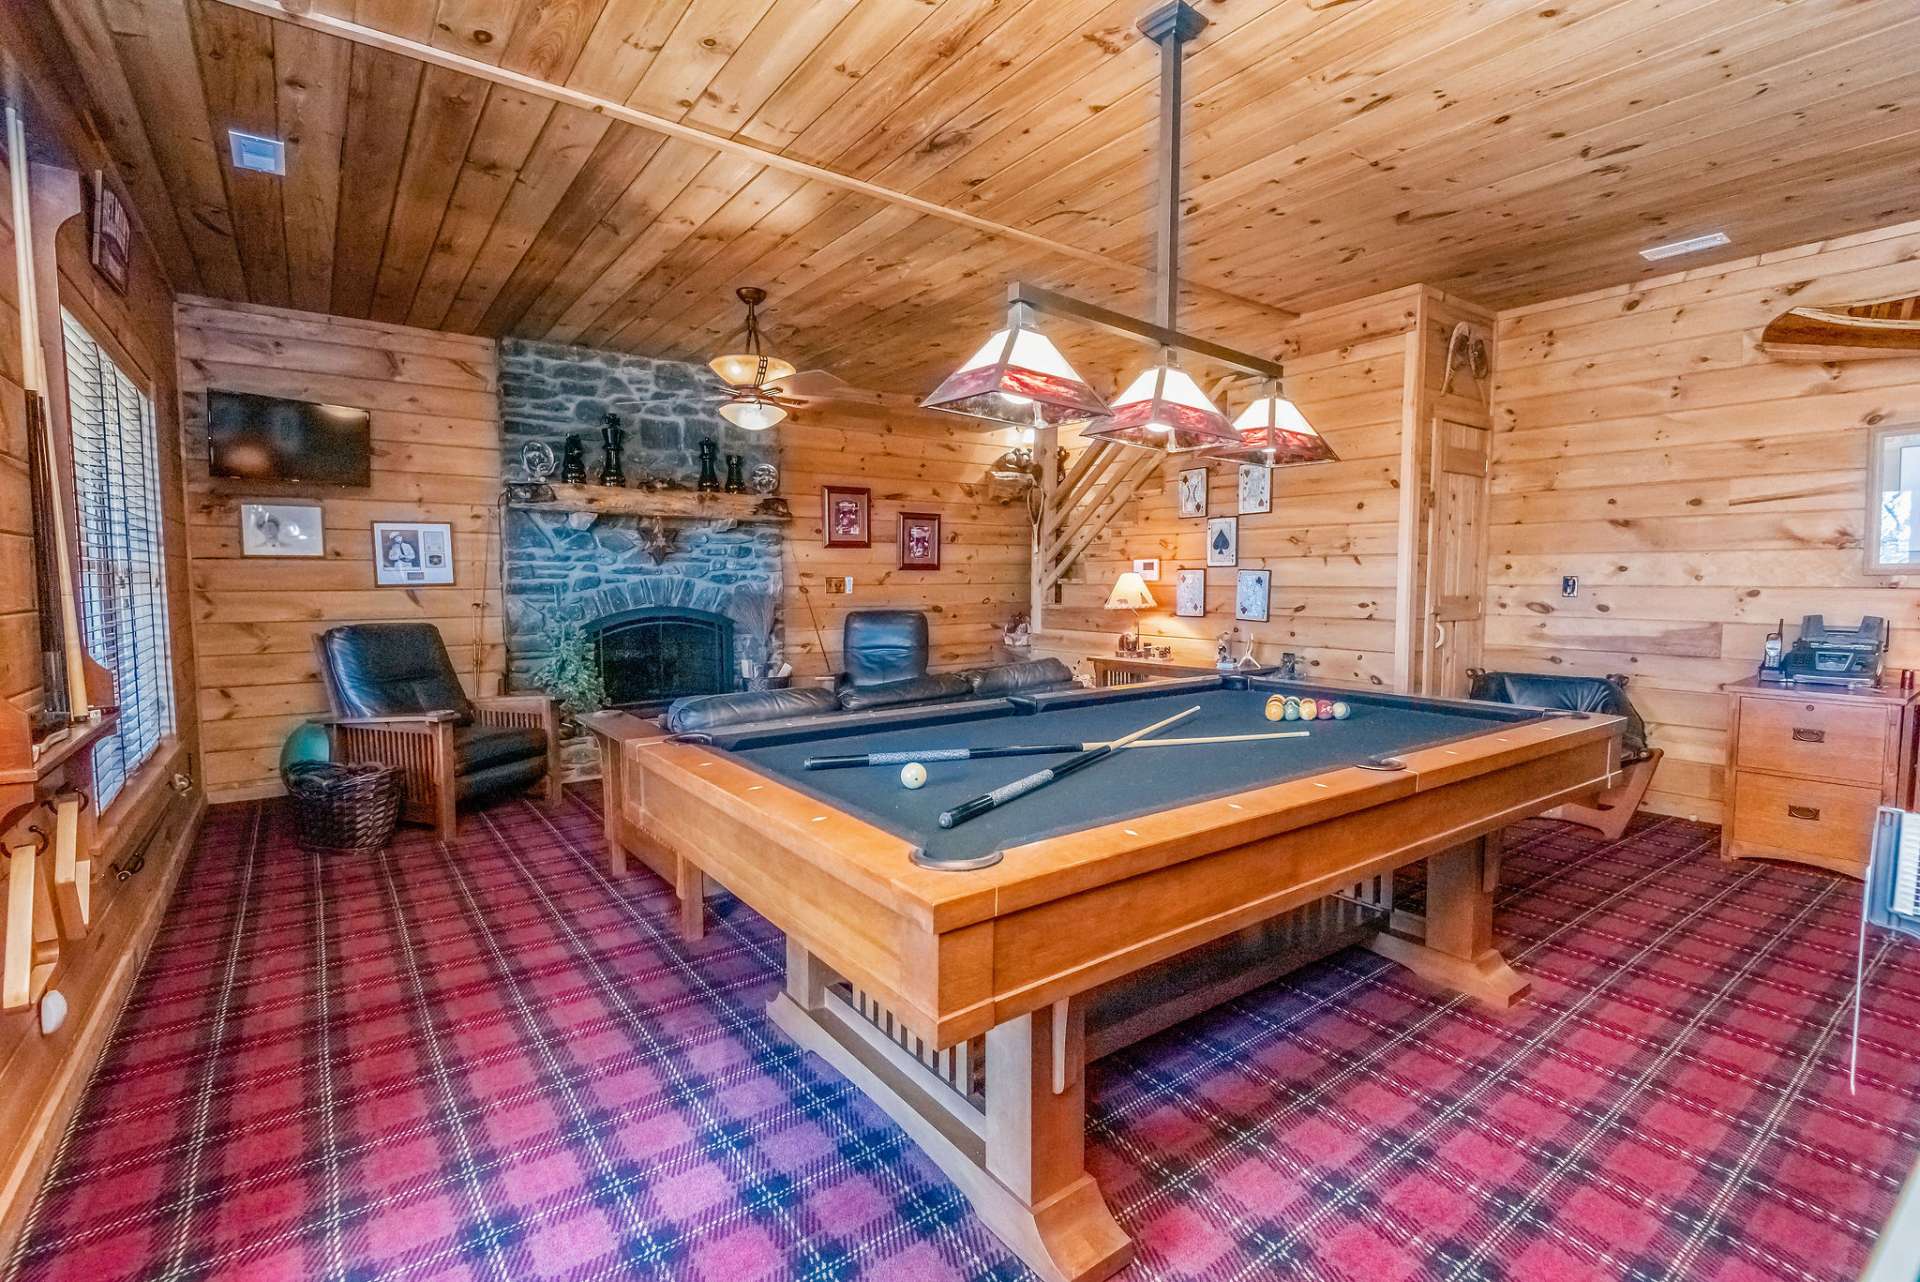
left=1561, top=575, right=1579, bottom=598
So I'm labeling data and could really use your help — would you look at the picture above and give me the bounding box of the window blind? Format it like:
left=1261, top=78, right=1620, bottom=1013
left=62, top=310, right=175, bottom=811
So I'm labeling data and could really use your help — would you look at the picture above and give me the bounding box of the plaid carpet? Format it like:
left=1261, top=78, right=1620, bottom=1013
left=6, top=788, right=1917, bottom=1282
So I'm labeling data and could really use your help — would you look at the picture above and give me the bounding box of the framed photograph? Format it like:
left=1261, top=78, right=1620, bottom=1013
left=373, top=521, right=454, bottom=586
left=1174, top=569, right=1206, bottom=618
left=239, top=501, right=324, bottom=558
left=1177, top=467, right=1209, bottom=518
left=90, top=171, right=131, bottom=294
left=823, top=485, right=871, bottom=548
left=1206, top=516, right=1238, bottom=567
left=1235, top=569, right=1271, bottom=622
left=1238, top=463, right=1272, bottom=515
left=1132, top=557, right=1161, bottom=582
left=898, top=511, right=941, bottom=570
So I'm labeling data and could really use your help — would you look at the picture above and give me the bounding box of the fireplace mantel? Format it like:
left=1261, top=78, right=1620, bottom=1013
left=511, top=483, right=791, bottom=523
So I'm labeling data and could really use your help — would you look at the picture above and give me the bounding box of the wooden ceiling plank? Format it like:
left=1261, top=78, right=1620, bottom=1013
left=679, top=0, right=859, bottom=139
left=515, top=136, right=719, bottom=340
left=426, top=0, right=523, bottom=63
left=366, top=63, right=489, bottom=322
left=95, top=0, right=249, bottom=297
left=577, top=166, right=816, bottom=351
left=351, top=0, right=437, bottom=40
left=437, top=102, right=611, bottom=331
left=271, top=16, right=350, bottom=313
left=41, top=0, right=205, bottom=292
left=563, top=0, right=691, bottom=100
left=330, top=41, right=423, bottom=314
left=404, top=85, right=552, bottom=329
left=544, top=150, right=771, bottom=345
left=623, top=0, right=782, bottom=123
left=498, top=0, right=616, bottom=82
left=193, top=0, right=292, bottom=308
left=474, top=121, right=666, bottom=334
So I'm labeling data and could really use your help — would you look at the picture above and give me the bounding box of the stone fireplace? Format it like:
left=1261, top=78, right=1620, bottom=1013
left=497, top=340, right=784, bottom=733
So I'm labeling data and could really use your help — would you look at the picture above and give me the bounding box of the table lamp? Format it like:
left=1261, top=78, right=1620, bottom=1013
left=1104, top=571, right=1156, bottom=654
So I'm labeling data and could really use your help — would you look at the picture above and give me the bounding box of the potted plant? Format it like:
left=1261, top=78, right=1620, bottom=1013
left=529, top=616, right=606, bottom=734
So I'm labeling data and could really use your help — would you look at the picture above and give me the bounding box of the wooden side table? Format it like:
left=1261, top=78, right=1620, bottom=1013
left=1721, top=677, right=1919, bottom=878
left=580, top=709, right=710, bottom=938
left=1089, top=655, right=1229, bottom=687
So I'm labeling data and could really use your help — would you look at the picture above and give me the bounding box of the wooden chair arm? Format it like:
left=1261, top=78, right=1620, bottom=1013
left=314, top=710, right=461, bottom=729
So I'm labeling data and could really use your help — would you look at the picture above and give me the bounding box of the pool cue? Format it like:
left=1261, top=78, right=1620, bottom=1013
left=803, top=728, right=1309, bottom=770
left=937, top=705, right=1199, bottom=830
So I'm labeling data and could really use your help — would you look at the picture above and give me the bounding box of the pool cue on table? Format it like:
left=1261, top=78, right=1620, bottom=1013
left=937, top=705, right=1200, bottom=830
left=803, top=728, right=1309, bottom=770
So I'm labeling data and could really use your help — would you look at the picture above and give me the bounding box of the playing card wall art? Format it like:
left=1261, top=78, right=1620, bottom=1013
left=1238, top=463, right=1272, bottom=515
left=1235, top=569, right=1271, bottom=622
left=1177, top=467, right=1208, bottom=518
left=898, top=511, right=941, bottom=570
left=823, top=485, right=871, bottom=548
left=1206, top=516, right=1238, bottom=567
left=373, top=521, right=454, bottom=586
left=1174, top=569, right=1206, bottom=618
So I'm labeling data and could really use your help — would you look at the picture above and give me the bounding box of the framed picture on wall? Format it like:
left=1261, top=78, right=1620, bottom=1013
left=1174, top=569, right=1206, bottom=618
left=90, top=171, right=131, bottom=294
left=1235, top=569, right=1271, bottom=622
left=1177, top=467, right=1208, bottom=518
left=239, top=502, right=324, bottom=558
left=899, top=511, right=942, bottom=570
left=1238, top=463, right=1272, bottom=515
left=1206, top=516, right=1238, bottom=567
left=373, top=521, right=454, bottom=586
left=823, top=485, right=871, bottom=548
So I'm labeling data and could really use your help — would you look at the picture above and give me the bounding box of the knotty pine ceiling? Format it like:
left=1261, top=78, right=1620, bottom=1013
left=44, top=0, right=1920, bottom=395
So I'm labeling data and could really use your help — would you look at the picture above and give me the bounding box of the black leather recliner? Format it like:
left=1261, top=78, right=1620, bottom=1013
left=1466, top=667, right=1661, bottom=840
left=837, top=610, right=972, bottom=711
left=313, top=622, right=562, bottom=840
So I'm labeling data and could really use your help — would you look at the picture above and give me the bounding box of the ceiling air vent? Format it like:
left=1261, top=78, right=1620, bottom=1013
left=1639, top=231, right=1730, bottom=262
left=227, top=130, right=285, bottom=175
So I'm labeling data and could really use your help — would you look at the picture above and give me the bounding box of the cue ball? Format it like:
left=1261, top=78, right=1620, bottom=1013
left=1264, top=695, right=1286, bottom=721
left=899, top=762, right=928, bottom=789
left=1332, top=701, right=1352, bottom=720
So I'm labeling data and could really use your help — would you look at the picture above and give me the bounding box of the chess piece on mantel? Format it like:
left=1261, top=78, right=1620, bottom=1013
left=724, top=454, right=746, bottom=493
left=597, top=414, right=627, bottom=486
left=560, top=433, right=587, bottom=484
left=698, top=438, right=721, bottom=492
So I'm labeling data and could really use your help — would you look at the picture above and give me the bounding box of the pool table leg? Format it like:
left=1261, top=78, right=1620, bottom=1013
left=676, top=860, right=706, bottom=941
left=1367, top=833, right=1529, bottom=1008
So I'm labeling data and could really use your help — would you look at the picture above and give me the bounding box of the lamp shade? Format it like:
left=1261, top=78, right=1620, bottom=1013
left=1205, top=385, right=1338, bottom=465
left=1081, top=354, right=1239, bottom=453
left=718, top=394, right=787, bottom=431
left=710, top=351, right=797, bottom=389
left=922, top=320, right=1112, bottom=427
left=1103, top=571, right=1156, bottom=611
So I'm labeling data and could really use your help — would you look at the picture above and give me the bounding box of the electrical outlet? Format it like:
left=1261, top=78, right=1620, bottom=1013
left=826, top=576, right=853, bottom=595
left=1561, top=575, right=1579, bottom=598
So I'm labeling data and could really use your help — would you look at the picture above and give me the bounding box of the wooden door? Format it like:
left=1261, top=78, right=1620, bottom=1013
left=1420, top=416, right=1490, bottom=695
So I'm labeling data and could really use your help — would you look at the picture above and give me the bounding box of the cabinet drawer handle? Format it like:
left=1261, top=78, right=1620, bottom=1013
left=1790, top=727, right=1825, bottom=743
left=1787, top=804, right=1821, bottom=821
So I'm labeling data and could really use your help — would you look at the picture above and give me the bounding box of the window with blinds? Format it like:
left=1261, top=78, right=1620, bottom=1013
left=62, top=310, right=175, bottom=811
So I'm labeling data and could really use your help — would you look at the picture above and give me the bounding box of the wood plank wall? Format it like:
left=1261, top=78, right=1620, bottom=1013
left=1488, top=217, right=1920, bottom=822
left=175, top=298, right=504, bottom=800
left=0, top=132, right=32, bottom=724
left=1040, top=287, right=1424, bottom=683
left=780, top=404, right=1031, bottom=678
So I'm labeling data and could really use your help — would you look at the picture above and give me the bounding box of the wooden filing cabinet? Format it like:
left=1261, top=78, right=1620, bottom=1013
left=1721, top=678, right=1919, bottom=878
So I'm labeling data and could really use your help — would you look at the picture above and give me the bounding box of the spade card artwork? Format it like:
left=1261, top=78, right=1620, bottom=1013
left=1206, top=516, right=1238, bottom=567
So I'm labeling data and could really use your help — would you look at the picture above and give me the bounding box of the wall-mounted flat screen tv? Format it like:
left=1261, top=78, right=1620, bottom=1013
left=206, top=389, right=372, bottom=486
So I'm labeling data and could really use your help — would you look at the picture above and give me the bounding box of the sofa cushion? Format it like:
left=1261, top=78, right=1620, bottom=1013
left=963, top=658, right=1075, bottom=698
left=843, top=610, right=930, bottom=687
left=456, top=757, right=548, bottom=803
left=318, top=622, right=476, bottom=722
left=836, top=673, right=973, bottom=712
left=665, top=687, right=840, bottom=734
left=454, top=723, right=547, bottom=773
left=1467, top=669, right=1651, bottom=762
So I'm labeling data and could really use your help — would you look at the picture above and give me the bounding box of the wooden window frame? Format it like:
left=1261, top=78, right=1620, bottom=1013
left=1865, top=422, right=1920, bottom=576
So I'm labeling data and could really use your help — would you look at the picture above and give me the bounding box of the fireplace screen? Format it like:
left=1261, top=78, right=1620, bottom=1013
left=594, top=607, right=734, bottom=710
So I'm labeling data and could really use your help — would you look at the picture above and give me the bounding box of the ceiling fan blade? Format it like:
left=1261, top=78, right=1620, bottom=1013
left=764, top=368, right=848, bottom=398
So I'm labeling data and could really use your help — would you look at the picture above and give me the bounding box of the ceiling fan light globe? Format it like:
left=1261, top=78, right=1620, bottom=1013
left=718, top=398, right=787, bottom=431
left=709, top=353, right=797, bottom=388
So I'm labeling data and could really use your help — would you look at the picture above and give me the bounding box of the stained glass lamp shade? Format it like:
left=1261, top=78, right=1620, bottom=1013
left=921, top=318, right=1112, bottom=427
left=1080, top=353, right=1239, bottom=453
left=1208, top=385, right=1338, bottom=465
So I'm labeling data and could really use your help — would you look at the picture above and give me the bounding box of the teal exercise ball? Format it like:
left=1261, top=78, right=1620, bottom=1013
left=279, top=721, right=330, bottom=774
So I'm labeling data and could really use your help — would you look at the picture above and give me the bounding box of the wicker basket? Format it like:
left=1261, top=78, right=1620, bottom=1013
left=283, top=761, right=403, bottom=853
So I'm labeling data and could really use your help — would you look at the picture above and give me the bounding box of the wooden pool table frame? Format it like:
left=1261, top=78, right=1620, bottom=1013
left=607, top=688, right=1623, bottom=1282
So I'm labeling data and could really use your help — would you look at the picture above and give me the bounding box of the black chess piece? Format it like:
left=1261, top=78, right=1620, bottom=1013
left=598, top=414, right=627, bottom=486
left=560, top=433, right=587, bottom=484
left=697, top=438, right=721, bottom=492
left=723, top=454, right=746, bottom=493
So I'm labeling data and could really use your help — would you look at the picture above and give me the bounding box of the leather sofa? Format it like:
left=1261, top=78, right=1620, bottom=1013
left=1466, top=667, right=1660, bottom=839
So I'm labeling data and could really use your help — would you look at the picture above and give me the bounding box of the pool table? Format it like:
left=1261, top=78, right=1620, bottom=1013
left=611, top=675, right=1623, bottom=1282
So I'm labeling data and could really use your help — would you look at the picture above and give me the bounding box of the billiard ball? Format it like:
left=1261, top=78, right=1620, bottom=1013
left=1264, top=695, right=1286, bottom=721
left=1299, top=698, right=1318, bottom=720
left=1283, top=697, right=1300, bottom=720
left=1331, top=701, right=1352, bottom=720
left=900, top=762, right=928, bottom=790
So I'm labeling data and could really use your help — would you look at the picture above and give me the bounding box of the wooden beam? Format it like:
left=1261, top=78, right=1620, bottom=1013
left=1043, top=450, right=1162, bottom=592
left=196, top=0, right=1297, bottom=325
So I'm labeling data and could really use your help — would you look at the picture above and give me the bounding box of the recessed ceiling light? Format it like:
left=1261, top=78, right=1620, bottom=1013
left=1639, top=231, right=1730, bottom=262
left=227, top=130, right=285, bottom=175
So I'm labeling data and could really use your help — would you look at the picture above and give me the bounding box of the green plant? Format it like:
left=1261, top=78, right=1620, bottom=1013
left=529, top=617, right=606, bottom=718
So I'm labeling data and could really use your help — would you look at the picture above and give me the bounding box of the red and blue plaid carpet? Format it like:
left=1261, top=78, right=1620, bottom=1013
left=5, top=789, right=1917, bottom=1281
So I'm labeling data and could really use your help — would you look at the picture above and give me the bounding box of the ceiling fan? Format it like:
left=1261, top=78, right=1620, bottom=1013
left=709, top=286, right=848, bottom=428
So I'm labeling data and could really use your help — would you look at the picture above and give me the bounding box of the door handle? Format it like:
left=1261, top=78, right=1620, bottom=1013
left=1786, top=804, right=1821, bottom=821
left=1790, top=727, right=1825, bottom=743
left=1433, top=621, right=1447, bottom=649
